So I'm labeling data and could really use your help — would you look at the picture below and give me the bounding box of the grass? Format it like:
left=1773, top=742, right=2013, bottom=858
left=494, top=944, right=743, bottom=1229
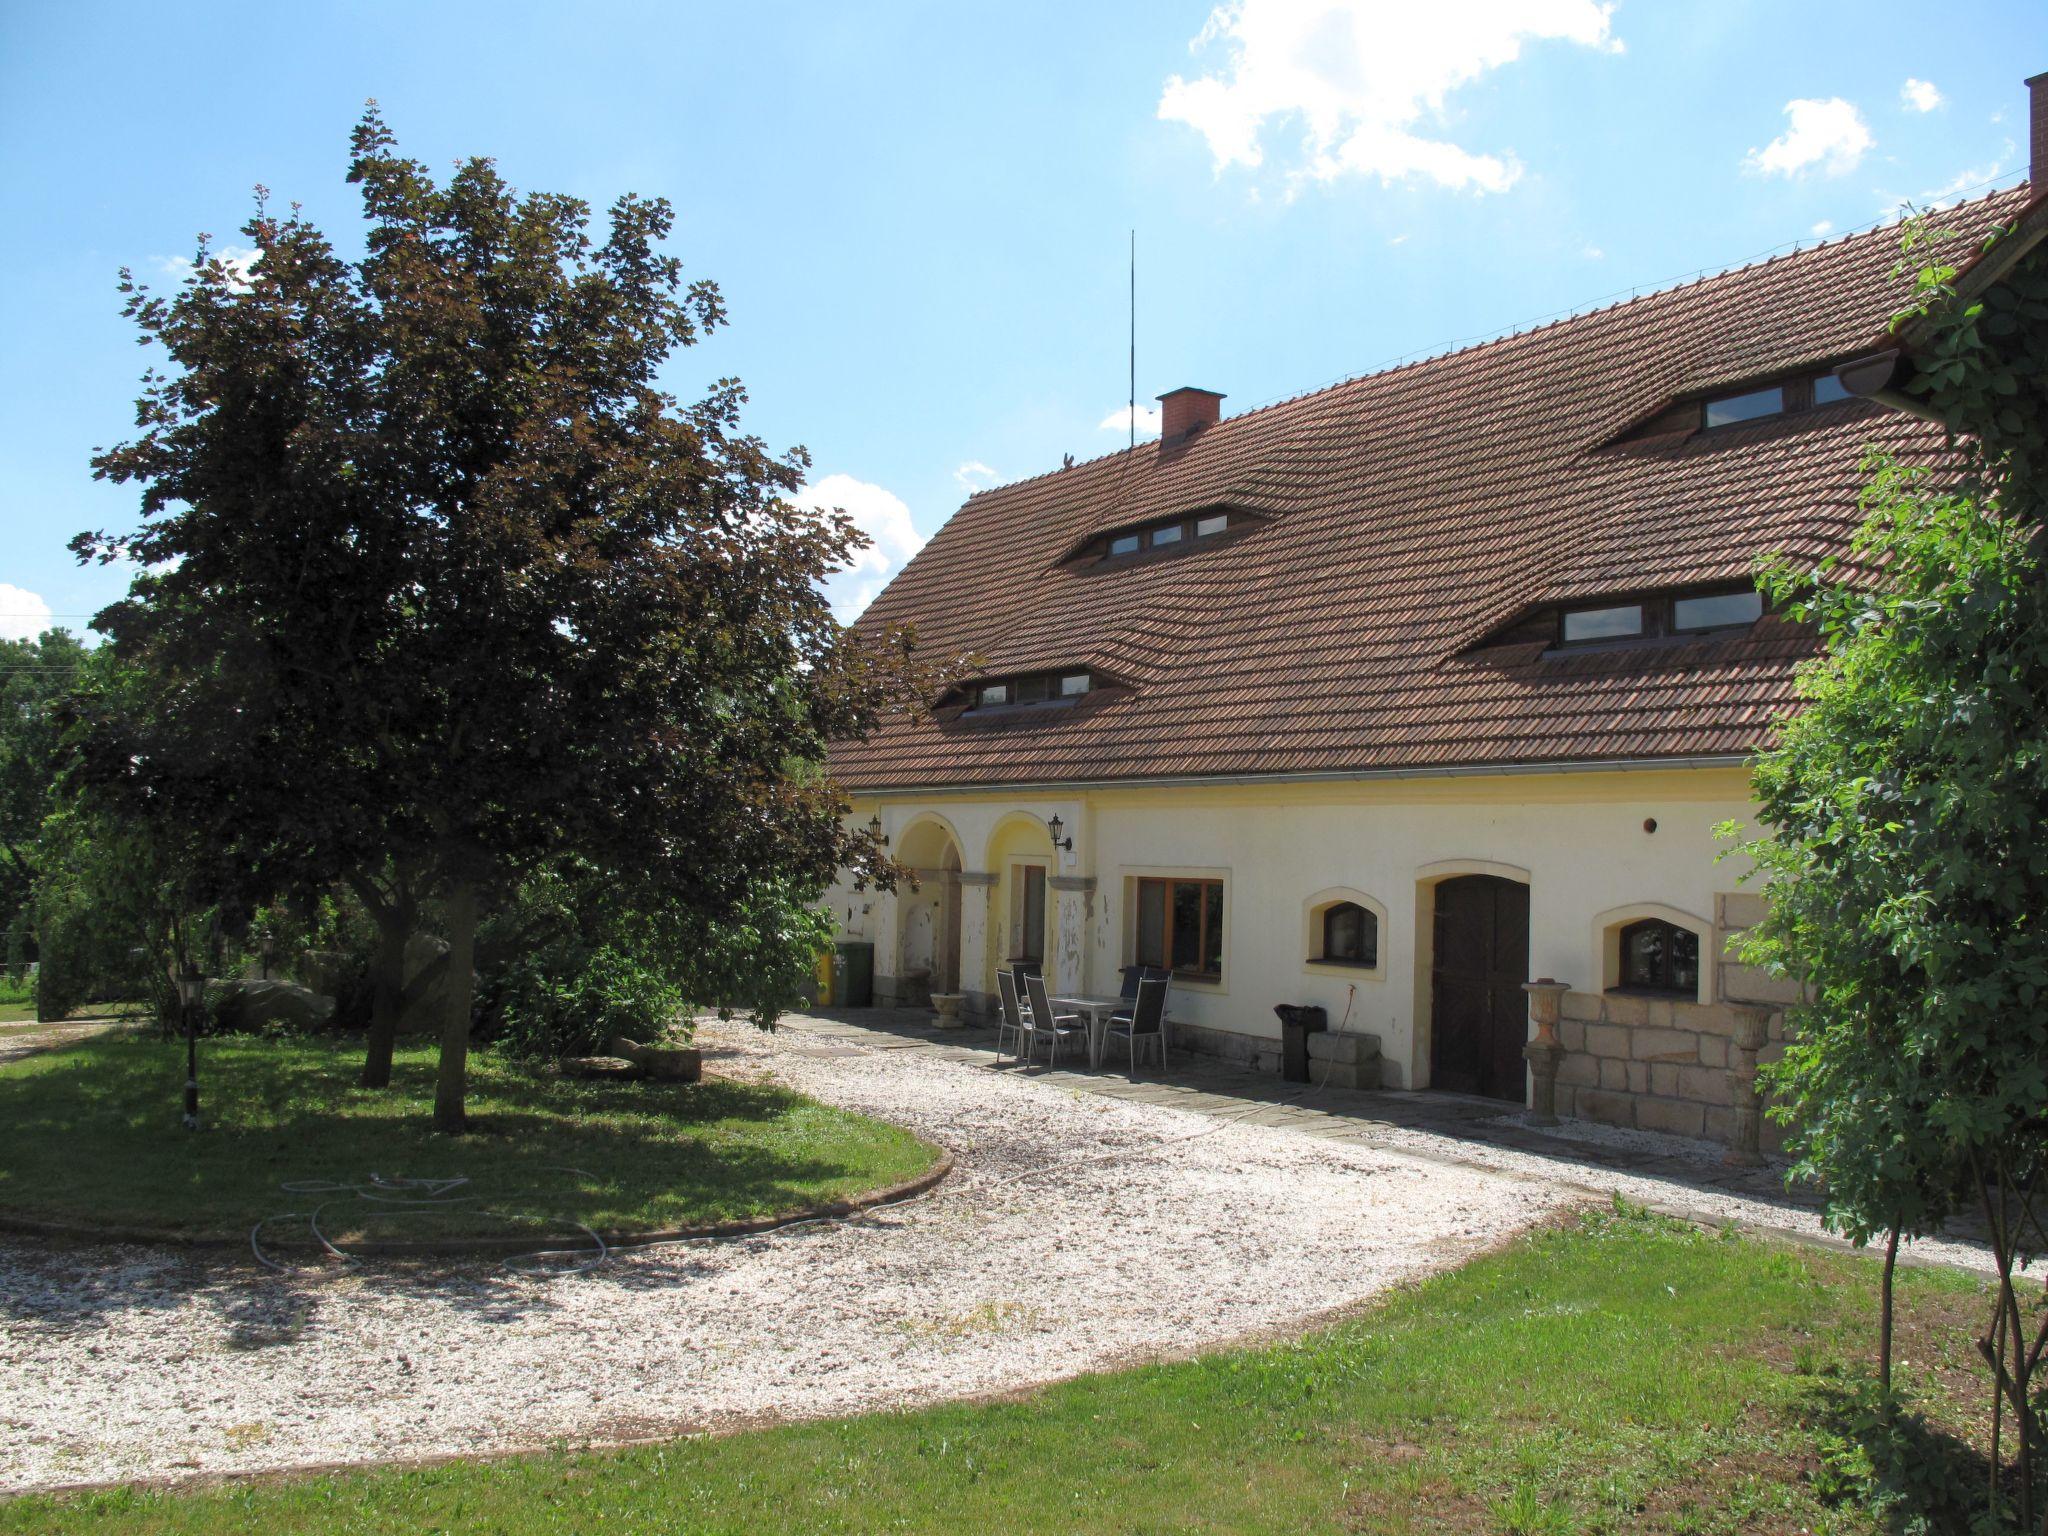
left=0, top=1031, right=937, bottom=1243
left=1, top=1205, right=2003, bottom=1534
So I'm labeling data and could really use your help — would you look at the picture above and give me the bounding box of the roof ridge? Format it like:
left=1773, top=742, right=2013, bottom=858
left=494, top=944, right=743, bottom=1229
left=961, top=179, right=2031, bottom=503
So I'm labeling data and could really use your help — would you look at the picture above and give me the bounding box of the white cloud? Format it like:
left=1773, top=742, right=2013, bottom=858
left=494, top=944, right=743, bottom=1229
left=1875, top=151, right=2011, bottom=220
left=1099, top=403, right=1163, bottom=438
left=1744, top=98, right=1873, bottom=178
left=1581, top=243, right=1604, bottom=259
left=1157, top=0, right=1620, bottom=195
left=1810, top=219, right=1834, bottom=237
left=1901, top=77, right=1943, bottom=114
left=0, top=584, right=55, bottom=643
left=952, top=460, right=1000, bottom=494
left=156, top=245, right=262, bottom=291
left=1387, top=232, right=1410, bottom=246
left=790, top=473, right=927, bottom=623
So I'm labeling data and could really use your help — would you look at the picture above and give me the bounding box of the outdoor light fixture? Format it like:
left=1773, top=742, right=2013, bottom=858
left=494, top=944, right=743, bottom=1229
left=867, top=813, right=889, bottom=847
left=1046, top=813, right=1073, bottom=852
left=177, top=961, right=203, bottom=1132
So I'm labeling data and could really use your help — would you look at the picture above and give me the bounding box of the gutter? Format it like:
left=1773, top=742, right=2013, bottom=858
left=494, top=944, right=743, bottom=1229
left=846, top=753, right=1753, bottom=798
left=1836, top=187, right=2048, bottom=420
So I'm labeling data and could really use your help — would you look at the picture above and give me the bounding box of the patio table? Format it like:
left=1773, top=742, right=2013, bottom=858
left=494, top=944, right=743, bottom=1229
left=1050, top=994, right=1127, bottom=1070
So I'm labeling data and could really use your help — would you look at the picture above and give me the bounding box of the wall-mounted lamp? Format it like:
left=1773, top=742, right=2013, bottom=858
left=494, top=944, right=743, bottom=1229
left=1047, top=812, right=1073, bottom=852
left=868, top=813, right=889, bottom=848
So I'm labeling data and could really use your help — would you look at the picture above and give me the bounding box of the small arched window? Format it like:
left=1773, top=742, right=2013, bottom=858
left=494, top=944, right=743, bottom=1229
left=1320, top=901, right=1379, bottom=968
left=1617, top=919, right=1699, bottom=996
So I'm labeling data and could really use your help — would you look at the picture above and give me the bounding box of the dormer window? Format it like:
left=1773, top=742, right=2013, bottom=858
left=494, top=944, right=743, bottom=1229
left=1703, top=385, right=1784, bottom=428
left=1561, top=603, right=1645, bottom=643
left=1671, top=590, right=1763, bottom=632
left=1697, top=369, right=1863, bottom=434
left=957, top=669, right=1096, bottom=713
left=1555, top=586, right=1764, bottom=650
left=1069, top=506, right=1252, bottom=567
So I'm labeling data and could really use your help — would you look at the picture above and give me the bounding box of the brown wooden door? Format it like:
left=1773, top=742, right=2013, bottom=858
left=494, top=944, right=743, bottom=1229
left=1430, top=875, right=1531, bottom=1101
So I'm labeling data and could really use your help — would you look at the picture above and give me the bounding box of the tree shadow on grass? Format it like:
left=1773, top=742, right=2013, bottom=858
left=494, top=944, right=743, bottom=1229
left=0, top=1033, right=929, bottom=1326
left=1801, top=1375, right=2007, bottom=1534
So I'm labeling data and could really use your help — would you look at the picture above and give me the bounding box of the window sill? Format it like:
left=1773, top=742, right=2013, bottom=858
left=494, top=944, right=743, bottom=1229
left=1604, top=985, right=1699, bottom=1001
left=1305, top=959, right=1387, bottom=982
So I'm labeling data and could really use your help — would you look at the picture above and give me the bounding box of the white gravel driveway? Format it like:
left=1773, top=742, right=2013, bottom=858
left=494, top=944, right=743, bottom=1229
left=0, top=1018, right=1573, bottom=1493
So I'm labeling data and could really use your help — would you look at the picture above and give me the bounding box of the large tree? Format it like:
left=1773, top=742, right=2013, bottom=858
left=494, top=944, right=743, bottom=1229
left=81, top=107, right=916, bottom=1129
left=1734, top=215, right=2048, bottom=1526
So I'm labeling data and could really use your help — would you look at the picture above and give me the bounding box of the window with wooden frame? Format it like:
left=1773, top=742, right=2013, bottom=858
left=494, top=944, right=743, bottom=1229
left=962, top=670, right=1094, bottom=712
left=1699, top=370, right=1860, bottom=431
left=1134, top=877, right=1224, bottom=980
left=1555, top=586, right=1763, bottom=649
left=1613, top=918, right=1699, bottom=996
left=1076, top=508, right=1248, bottom=566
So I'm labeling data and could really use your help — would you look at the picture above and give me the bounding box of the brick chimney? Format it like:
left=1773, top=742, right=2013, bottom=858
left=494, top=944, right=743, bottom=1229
left=1157, top=387, right=1224, bottom=446
left=2031, top=70, right=2048, bottom=189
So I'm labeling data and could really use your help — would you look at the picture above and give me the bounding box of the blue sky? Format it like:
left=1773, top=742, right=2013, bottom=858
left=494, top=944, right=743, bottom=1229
left=1, top=0, right=2041, bottom=633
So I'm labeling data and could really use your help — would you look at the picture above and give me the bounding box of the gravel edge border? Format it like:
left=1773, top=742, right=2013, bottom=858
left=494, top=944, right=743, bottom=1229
left=0, top=1138, right=954, bottom=1258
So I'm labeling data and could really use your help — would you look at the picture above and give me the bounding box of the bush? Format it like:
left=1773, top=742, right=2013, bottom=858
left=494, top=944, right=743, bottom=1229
left=495, top=944, right=688, bottom=1062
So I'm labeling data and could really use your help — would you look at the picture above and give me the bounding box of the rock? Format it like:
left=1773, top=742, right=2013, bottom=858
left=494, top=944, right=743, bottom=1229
left=556, top=1056, right=645, bottom=1081
left=603, top=1035, right=702, bottom=1082
left=637, top=1047, right=702, bottom=1083
left=210, top=979, right=337, bottom=1034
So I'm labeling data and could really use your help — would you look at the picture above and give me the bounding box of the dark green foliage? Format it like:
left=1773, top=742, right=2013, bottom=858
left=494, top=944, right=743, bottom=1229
left=1736, top=461, right=2048, bottom=1247
left=495, top=944, right=687, bottom=1061
left=76, top=107, right=924, bottom=1126
left=1730, top=216, right=2048, bottom=1527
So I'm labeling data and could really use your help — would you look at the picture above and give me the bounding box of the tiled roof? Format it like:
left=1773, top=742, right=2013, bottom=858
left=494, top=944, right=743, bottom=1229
left=832, top=188, right=2033, bottom=792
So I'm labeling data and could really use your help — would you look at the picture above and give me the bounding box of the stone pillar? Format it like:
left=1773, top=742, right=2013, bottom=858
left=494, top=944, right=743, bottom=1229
left=1725, top=1003, right=1775, bottom=1166
left=1521, top=978, right=1570, bottom=1127
left=956, top=872, right=997, bottom=1021
left=1048, top=875, right=1096, bottom=997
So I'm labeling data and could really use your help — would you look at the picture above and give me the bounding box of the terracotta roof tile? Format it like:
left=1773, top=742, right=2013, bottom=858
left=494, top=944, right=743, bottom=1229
left=833, top=190, right=2030, bottom=791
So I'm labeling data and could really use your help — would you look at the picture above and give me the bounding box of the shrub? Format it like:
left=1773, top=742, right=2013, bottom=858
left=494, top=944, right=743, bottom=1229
left=495, top=945, right=688, bottom=1062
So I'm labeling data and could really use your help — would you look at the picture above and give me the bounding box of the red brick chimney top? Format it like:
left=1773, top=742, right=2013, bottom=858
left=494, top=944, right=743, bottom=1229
left=1157, top=387, right=1225, bottom=445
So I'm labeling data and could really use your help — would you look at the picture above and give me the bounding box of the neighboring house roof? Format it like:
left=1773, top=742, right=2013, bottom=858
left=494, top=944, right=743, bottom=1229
left=832, top=186, right=2033, bottom=793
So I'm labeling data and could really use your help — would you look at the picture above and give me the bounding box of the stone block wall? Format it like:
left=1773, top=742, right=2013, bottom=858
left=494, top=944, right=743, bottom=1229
left=1550, top=891, right=1794, bottom=1152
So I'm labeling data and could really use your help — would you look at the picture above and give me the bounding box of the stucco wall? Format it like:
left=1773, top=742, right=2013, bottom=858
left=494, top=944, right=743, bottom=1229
left=824, top=766, right=1783, bottom=1141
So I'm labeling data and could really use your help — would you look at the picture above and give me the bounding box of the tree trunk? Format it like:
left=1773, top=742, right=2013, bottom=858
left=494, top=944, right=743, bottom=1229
left=1879, top=1223, right=1900, bottom=1414
left=433, top=882, right=478, bottom=1134
left=360, top=913, right=408, bottom=1089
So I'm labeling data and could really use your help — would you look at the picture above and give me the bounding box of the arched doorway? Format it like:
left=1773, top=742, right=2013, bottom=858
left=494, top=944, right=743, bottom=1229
left=895, top=818, right=965, bottom=996
left=1429, top=874, right=1531, bottom=1101
left=984, top=814, right=1056, bottom=995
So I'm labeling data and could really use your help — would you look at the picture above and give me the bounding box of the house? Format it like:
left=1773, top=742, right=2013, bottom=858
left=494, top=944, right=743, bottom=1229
left=824, top=76, right=2048, bottom=1153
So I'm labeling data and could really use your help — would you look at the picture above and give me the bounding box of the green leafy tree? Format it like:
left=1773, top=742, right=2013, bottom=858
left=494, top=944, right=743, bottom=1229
left=81, top=107, right=915, bottom=1131
left=1731, top=216, right=2048, bottom=1526
left=0, top=629, right=93, bottom=939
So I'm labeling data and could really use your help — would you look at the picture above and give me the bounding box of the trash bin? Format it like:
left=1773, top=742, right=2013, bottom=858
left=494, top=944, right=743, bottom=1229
left=1274, top=1004, right=1328, bottom=1084
left=834, top=940, right=875, bottom=1009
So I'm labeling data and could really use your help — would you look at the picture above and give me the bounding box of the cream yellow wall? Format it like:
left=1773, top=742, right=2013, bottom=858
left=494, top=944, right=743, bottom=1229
left=830, top=768, right=1760, bottom=1088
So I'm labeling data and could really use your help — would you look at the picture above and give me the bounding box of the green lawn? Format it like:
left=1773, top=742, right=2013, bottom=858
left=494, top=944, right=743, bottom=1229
left=3, top=1207, right=2000, bottom=1534
left=0, top=1032, right=936, bottom=1244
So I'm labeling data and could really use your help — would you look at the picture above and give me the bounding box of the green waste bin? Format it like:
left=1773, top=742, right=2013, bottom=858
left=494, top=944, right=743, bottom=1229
left=834, top=940, right=874, bottom=1008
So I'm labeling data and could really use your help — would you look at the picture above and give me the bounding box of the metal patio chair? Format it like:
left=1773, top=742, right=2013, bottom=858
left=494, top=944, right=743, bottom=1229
left=1023, top=972, right=1087, bottom=1067
left=1105, top=975, right=1170, bottom=1077
left=995, top=968, right=1033, bottom=1065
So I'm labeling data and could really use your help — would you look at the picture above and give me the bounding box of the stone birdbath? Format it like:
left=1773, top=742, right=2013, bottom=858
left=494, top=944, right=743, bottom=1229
left=930, top=992, right=966, bottom=1028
